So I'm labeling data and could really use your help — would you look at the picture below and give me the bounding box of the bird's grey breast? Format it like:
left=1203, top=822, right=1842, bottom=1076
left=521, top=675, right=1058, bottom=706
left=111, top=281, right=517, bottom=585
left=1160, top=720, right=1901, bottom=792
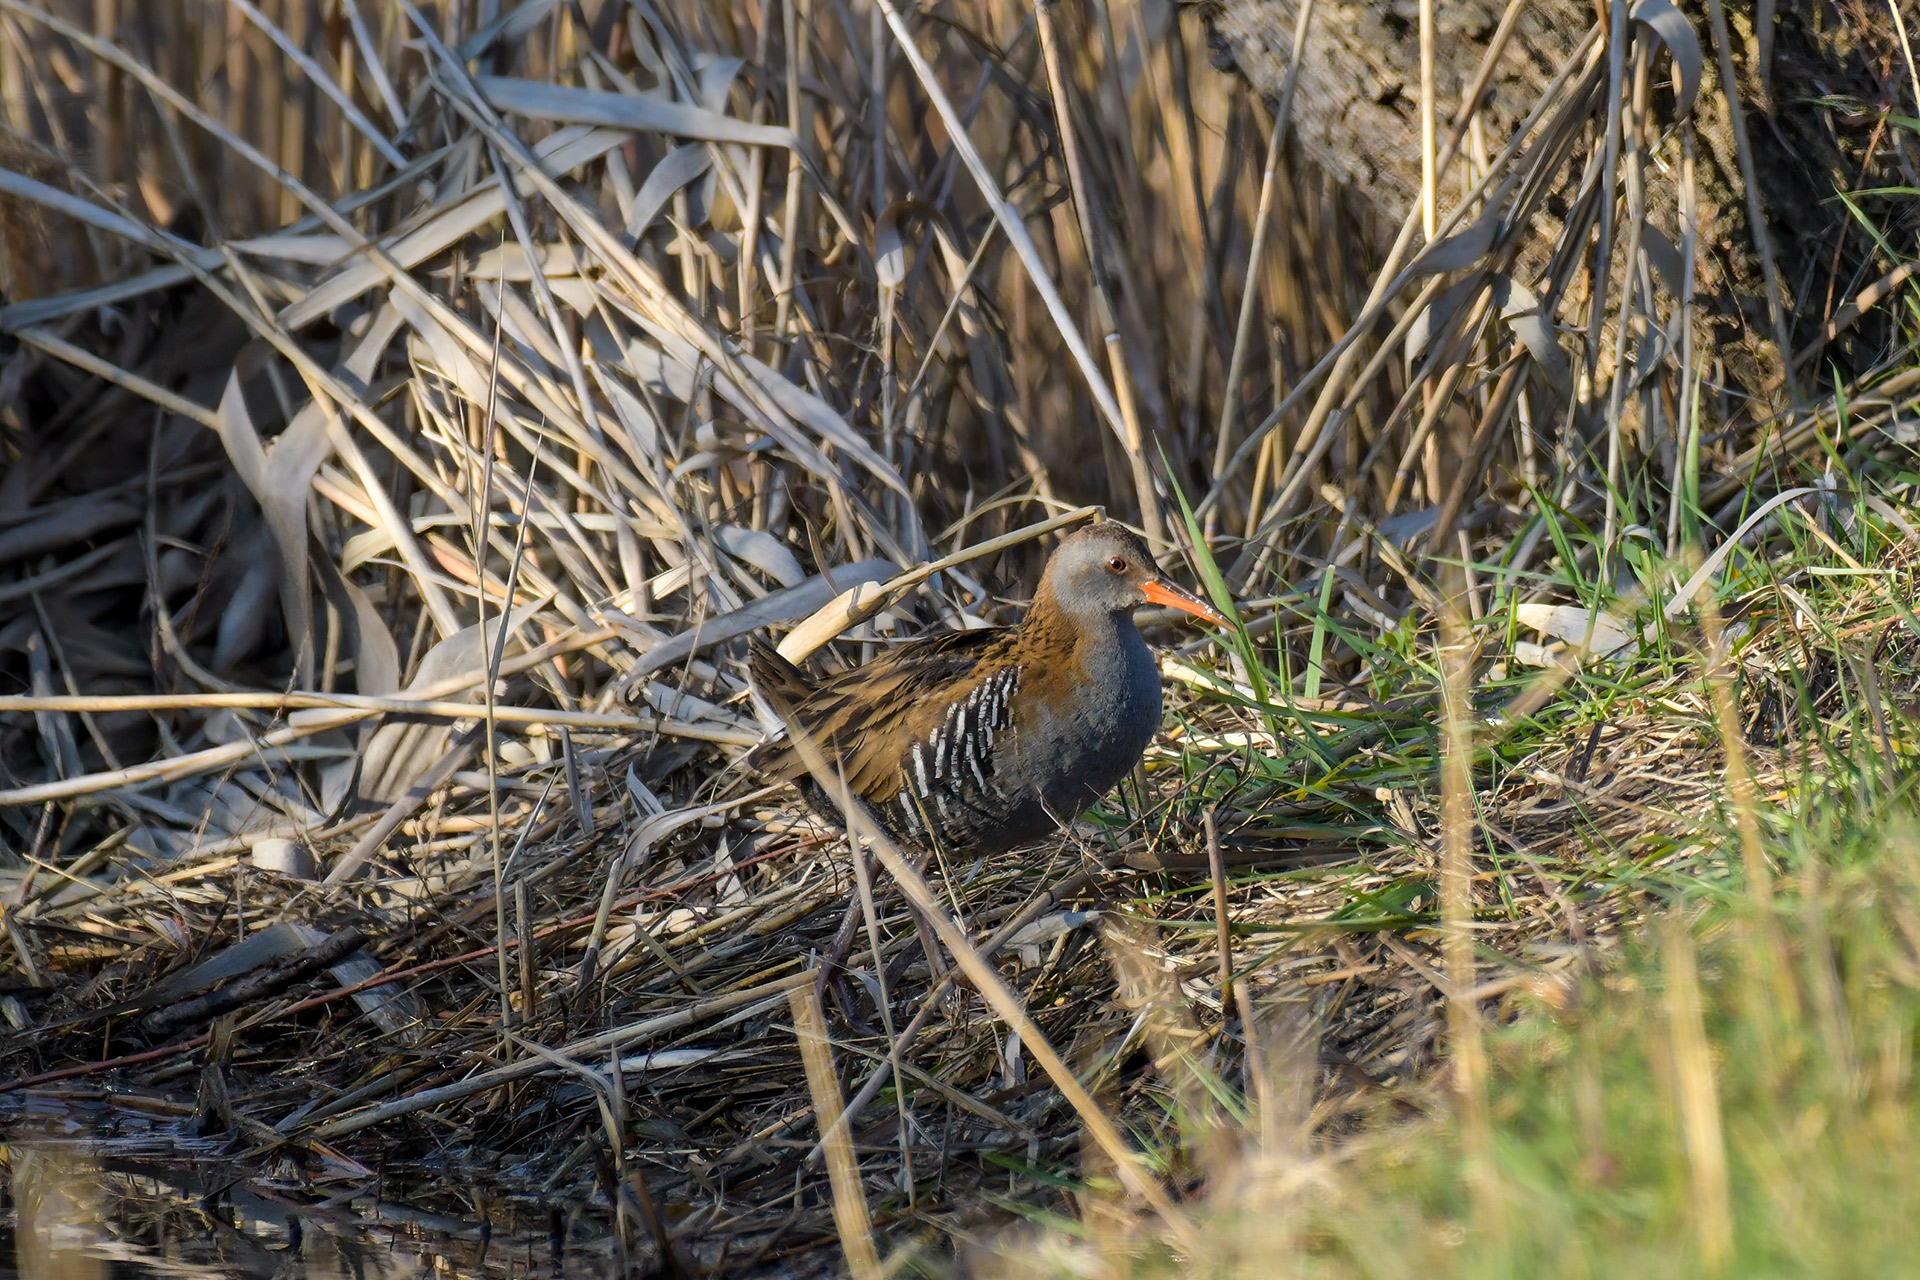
left=1028, top=623, right=1161, bottom=814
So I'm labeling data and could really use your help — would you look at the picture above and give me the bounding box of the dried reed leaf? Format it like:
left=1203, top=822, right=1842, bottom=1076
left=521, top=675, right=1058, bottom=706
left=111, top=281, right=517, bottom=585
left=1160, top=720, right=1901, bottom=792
left=357, top=600, right=545, bottom=804
left=473, top=75, right=802, bottom=149
left=280, top=126, right=630, bottom=330
left=623, top=558, right=901, bottom=681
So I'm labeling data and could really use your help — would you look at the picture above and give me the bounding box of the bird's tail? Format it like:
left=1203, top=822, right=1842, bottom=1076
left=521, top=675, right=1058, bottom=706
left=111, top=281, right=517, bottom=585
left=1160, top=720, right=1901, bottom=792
left=745, top=635, right=809, bottom=705
left=744, top=636, right=808, bottom=774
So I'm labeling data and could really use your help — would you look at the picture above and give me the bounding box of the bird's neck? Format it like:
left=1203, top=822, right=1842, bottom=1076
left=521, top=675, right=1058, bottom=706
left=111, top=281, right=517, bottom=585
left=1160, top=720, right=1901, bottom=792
left=1018, top=586, right=1142, bottom=674
left=1017, top=584, right=1160, bottom=753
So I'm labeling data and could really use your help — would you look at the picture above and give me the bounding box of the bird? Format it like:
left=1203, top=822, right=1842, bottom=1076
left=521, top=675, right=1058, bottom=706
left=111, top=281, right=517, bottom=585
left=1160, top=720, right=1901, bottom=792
left=746, top=521, right=1228, bottom=855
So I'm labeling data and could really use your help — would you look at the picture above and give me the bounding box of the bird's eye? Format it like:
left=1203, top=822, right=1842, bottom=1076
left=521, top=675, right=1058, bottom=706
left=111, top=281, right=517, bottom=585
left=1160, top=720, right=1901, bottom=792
left=1107, top=556, right=1128, bottom=573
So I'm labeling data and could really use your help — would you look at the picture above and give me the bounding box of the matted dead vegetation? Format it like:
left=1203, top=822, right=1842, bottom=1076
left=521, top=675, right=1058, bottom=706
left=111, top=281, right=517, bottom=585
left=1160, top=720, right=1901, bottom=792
left=1, top=0, right=1917, bottom=1273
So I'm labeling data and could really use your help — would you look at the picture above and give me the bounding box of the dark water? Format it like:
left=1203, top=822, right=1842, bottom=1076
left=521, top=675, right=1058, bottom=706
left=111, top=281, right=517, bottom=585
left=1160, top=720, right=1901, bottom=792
left=1, top=1093, right=626, bottom=1280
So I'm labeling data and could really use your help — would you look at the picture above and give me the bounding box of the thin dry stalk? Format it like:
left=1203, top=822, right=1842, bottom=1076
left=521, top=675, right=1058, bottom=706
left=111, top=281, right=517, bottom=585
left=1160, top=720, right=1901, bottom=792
left=1031, top=0, right=1167, bottom=548
left=310, top=971, right=816, bottom=1140
left=1697, top=573, right=1800, bottom=1021
left=1703, top=0, right=1800, bottom=406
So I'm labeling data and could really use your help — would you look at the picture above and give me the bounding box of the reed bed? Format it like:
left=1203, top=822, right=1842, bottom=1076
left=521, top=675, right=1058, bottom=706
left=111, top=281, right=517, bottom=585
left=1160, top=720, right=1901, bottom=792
left=1, top=0, right=1917, bottom=1273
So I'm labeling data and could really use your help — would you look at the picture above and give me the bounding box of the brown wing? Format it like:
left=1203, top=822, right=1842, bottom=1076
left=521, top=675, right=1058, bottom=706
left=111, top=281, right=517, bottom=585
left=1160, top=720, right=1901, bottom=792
left=746, top=626, right=1014, bottom=800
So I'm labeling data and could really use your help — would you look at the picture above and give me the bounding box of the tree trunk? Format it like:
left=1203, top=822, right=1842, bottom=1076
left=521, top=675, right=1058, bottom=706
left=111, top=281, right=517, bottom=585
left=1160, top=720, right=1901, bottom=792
left=1205, top=0, right=1918, bottom=399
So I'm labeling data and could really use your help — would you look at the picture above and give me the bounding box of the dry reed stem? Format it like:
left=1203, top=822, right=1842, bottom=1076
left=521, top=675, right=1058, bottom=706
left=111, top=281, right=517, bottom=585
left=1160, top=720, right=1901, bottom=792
left=0, top=690, right=732, bottom=736
left=1703, top=0, right=1800, bottom=406
left=873, top=0, right=1155, bottom=524
left=1032, top=0, right=1167, bottom=549
left=1209, top=0, right=1314, bottom=490
left=1662, top=916, right=1734, bottom=1272
left=1438, top=565, right=1498, bottom=1235
left=788, top=978, right=884, bottom=1280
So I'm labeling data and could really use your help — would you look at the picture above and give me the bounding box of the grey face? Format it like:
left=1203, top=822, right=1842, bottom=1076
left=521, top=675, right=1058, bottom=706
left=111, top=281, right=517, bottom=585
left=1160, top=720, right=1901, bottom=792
left=1045, top=523, right=1165, bottom=619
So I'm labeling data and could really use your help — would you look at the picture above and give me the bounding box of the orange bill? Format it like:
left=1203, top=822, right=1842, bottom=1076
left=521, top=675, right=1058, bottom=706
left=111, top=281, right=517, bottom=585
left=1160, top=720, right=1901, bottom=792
left=1139, top=575, right=1230, bottom=626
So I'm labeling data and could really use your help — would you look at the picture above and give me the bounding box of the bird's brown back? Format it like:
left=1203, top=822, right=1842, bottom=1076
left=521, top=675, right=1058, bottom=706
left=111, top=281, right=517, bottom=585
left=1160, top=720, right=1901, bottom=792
left=745, top=628, right=1018, bottom=803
